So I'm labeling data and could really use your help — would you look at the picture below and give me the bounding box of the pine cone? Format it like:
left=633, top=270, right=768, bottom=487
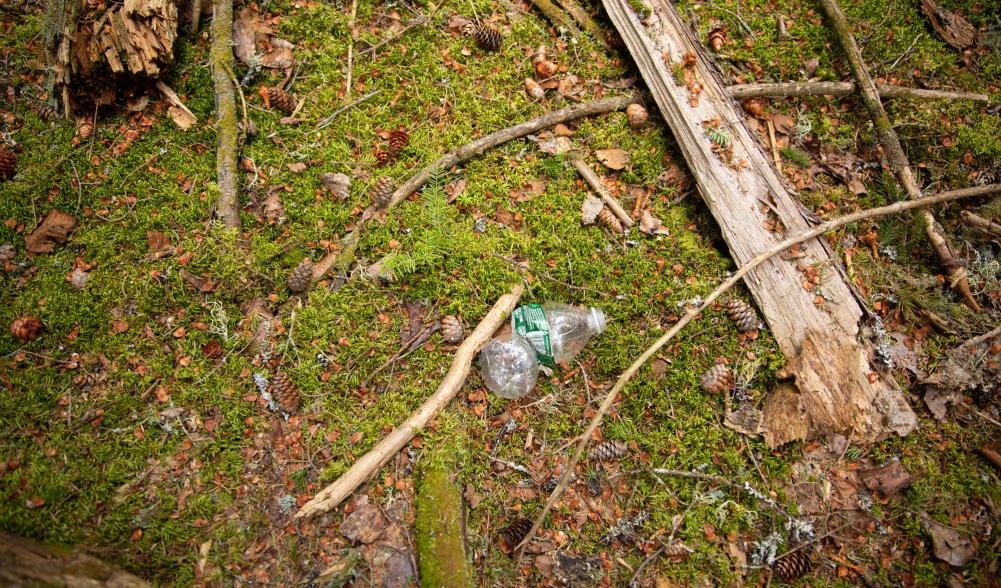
left=267, top=87, right=296, bottom=114
left=701, top=364, right=733, bottom=394
left=499, top=517, right=533, bottom=552
left=370, top=176, right=395, bottom=210
left=626, top=103, right=649, bottom=129
left=0, top=147, right=15, bottom=180
left=76, top=119, right=94, bottom=140
left=708, top=27, right=728, bottom=51
left=286, top=258, right=313, bottom=293
left=441, top=315, right=464, bottom=344
left=473, top=25, right=502, bottom=52
left=10, top=316, right=42, bottom=341
left=772, top=550, right=811, bottom=581
left=387, top=129, right=409, bottom=155
left=374, top=146, right=392, bottom=167
left=33, top=102, right=57, bottom=120
left=726, top=299, right=759, bottom=333
left=589, top=440, right=627, bottom=462
left=269, top=371, right=301, bottom=413
left=524, top=78, right=544, bottom=100
left=597, top=207, right=624, bottom=234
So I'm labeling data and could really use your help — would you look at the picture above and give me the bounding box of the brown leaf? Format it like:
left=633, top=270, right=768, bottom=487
left=639, top=210, right=669, bottom=236
left=202, top=340, right=223, bottom=359
left=463, top=483, right=481, bottom=509
left=286, top=162, right=307, bottom=173
left=340, top=495, right=388, bottom=544
left=233, top=7, right=268, bottom=65
left=771, top=113, right=796, bottom=136
left=260, top=47, right=294, bottom=69
left=147, top=230, right=171, bottom=253
left=262, top=192, right=286, bottom=224
left=180, top=269, right=215, bottom=293
left=859, top=460, right=915, bottom=496
left=25, top=209, right=76, bottom=254
left=596, top=148, right=630, bottom=170
left=921, top=513, right=974, bottom=566
left=445, top=178, right=466, bottom=202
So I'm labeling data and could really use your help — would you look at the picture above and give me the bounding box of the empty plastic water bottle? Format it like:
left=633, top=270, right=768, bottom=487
left=478, top=331, right=540, bottom=400
left=512, top=302, right=607, bottom=367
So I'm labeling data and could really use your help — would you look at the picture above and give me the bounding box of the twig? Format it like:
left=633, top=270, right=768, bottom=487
left=978, top=445, right=1001, bottom=472
left=345, top=0, right=358, bottom=101
left=650, top=469, right=796, bottom=521
left=210, top=0, right=240, bottom=229
left=514, top=182, right=1001, bottom=555
left=819, top=0, right=979, bottom=311
left=726, top=81, right=990, bottom=104
left=359, top=13, right=432, bottom=56
left=314, top=89, right=380, bottom=131
left=295, top=284, right=525, bottom=518
left=570, top=156, right=634, bottom=228
left=527, top=0, right=582, bottom=36
left=960, top=210, right=1001, bottom=238
left=555, top=0, right=613, bottom=50
left=956, top=324, right=1001, bottom=351
left=766, top=119, right=780, bottom=167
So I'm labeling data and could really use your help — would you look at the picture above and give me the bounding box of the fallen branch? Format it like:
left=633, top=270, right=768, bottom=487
left=979, top=446, right=1001, bottom=472
left=819, top=0, right=979, bottom=311
left=210, top=0, right=240, bottom=229
left=345, top=0, right=358, bottom=101
left=960, top=210, right=1001, bottom=238
left=309, top=230, right=361, bottom=287
left=314, top=89, right=380, bottom=131
left=295, top=283, right=525, bottom=519
left=527, top=0, right=582, bottom=37
left=650, top=469, right=796, bottom=521
left=515, top=182, right=1001, bottom=555
left=727, top=81, right=990, bottom=103
left=376, top=95, right=634, bottom=214
left=571, top=156, right=634, bottom=229
left=555, top=0, right=613, bottom=50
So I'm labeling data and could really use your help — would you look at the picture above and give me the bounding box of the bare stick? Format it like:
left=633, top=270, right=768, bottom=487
left=375, top=95, right=634, bottom=215
left=314, top=89, right=380, bottom=131
left=978, top=445, right=1001, bottom=473
left=189, top=0, right=203, bottom=35
left=819, top=0, right=979, bottom=311
left=960, top=210, right=1001, bottom=238
left=527, top=0, right=582, bottom=37
left=210, top=0, right=240, bottom=229
left=309, top=230, right=361, bottom=286
left=726, top=81, right=990, bottom=104
left=295, top=283, right=525, bottom=518
left=555, top=0, right=613, bottom=50
left=345, top=0, right=358, bottom=101
left=571, top=156, right=634, bottom=228
left=766, top=119, right=780, bottom=167
left=515, top=182, right=1001, bottom=555
left=956, top=324, right=1001, bottom=352
left=155, top=80, right=197, bottom=128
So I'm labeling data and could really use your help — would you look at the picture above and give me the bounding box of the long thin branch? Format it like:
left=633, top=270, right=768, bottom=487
left=295, top=283, right=525, bottom=519
left=210, top=0, right=240, bottom=229
left=555, top=0, right=613, bottom=50
left=819, top=0, right=979, bottom=311
left=571, top=156, right=634, bottom=228
left=514, top=182, right=1001, bottom=556
left=960, top=210, right=1001, bottom=238
left=527, top=0, right=582, bottom=37
left=726, top=81, right=990, bottom=103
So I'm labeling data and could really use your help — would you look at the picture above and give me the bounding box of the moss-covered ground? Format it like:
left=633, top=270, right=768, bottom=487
left=1, top=0, right=999, bottom=585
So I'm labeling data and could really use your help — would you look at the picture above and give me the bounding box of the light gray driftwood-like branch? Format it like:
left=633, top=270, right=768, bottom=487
left=727, top=81, right=990, bottom=103
left=295, top=283, right=525, bottom=519
left=210, top=0, right=240, bottom=229
left=514, top=182, right=1001, bottom=555
left=819, top=0, right=979, bottom=311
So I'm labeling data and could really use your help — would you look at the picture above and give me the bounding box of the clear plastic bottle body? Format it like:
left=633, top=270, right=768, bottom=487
left=478, top=332, right=539, bottom=400
left=541, top=302, right=606, bottom=364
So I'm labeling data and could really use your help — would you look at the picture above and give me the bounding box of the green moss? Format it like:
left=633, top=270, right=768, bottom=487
left=415, top=462, right=472, bottom=588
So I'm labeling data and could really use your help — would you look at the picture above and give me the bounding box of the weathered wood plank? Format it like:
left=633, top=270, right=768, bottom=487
left=602, top=0, right=917, bottom=446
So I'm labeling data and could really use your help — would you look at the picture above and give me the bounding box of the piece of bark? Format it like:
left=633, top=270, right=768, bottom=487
left=726, top=81, right=990, bottom=104
left=819, top=0, right=979, bottom=311
left=0, top=531, right=150, bottom=587
left=920, top=0, right=978, bottom=50
left=601, top=0, right=915, bottom=446
left=25, top=209, right=76, bottom=254
left=295, top=283, right=525, bottom=519
left=210, top=0, right=240, bottom=229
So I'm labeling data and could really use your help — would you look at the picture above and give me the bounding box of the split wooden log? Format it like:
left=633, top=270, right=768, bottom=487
left=602, top=0, right=916, bottom=447
left=727, top=82, right=990, bottom=104
left=571, top=156, right=634, bottom=229
left=961, top=210, right=1001, bottom=238
left=294, top=283, right=525, bottom=518
left=0, top=531, right=150, bottom=587
left=819, top=0, right=979, bottom=312
left=517, top=181, right=1001, bottom=555
left=210, top=0, right=240, bottom=229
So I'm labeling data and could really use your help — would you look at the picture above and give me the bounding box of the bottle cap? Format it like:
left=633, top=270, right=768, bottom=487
left=587, top=307, right=607, bottom=334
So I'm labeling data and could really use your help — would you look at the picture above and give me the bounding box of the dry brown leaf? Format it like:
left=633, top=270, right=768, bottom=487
left=25, top=209, right=76, bottom=254
left=596, top=148, right=629, bottom=170
left=771, top=113, right=796, bottom=136
left=260, top=47, right=294, bottom=69
left=286, top=162, right=307, bottom=173
left=639, top=210, right=669, bottom=236
left=263, top=192, right=286, bottom=224
left=233, top=7, right=262, bottom=66
left=340, top=495, right=388, bottom=544
left=921, top=513, right=974, bottom=566
left=859, top=460, right=915, bottom=496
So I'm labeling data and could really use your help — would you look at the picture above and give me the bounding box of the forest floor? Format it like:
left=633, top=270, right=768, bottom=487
left=1, top=0, right=1000, bottom=586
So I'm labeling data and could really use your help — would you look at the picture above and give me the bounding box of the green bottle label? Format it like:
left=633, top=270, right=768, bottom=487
left=512, top=304, right=555, bottom=367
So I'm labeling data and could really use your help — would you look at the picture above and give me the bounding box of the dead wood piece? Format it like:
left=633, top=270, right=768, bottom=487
left=819, top=0, right=979, bottom=311
left=516, top=181, right=1000, bottom=554
left=210, top=0, right=240, bottom=229
left=920, top=0, right=977, bottom=50
left=571, top=156, right=634, bottom=229
left=960, top=210, right=1001, bottom=238
left=294, top=283, right=525, bottom=519
left=527, top=0, right=582, bottom=37
left=555, top=0, right=614, bottom=50
left=978, top=445, right=1001, bottom=473
left=726, top=82, right=990, bottom=104
left=0, top=531, right=151, bottom=587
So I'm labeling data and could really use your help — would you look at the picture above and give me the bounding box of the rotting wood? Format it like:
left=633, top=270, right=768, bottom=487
left=819, top=0, right=979, bottom=312
left=961, top=210, right=1001, bottom=238
left=601, top=0, right=916, bottom=448
left=210, top=0, right=240, bottom=229
left=726, top=81, right=990, bottom=104
left=295, top=283, right=525, bottom=519
left=516, top=181, right=1001, bottom=555
left=571, top=156, right=634, bottom=228
left=0, top=531, right=151, bottom=587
